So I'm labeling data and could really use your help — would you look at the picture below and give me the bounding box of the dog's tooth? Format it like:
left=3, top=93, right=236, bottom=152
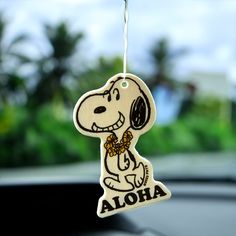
left=92, top=123, right=96, bottom=131
left=113, top=124, right=118, bottom=130
left=94, top=124, right=99, bottom=131
left=91, top=113, right=126, bottom=133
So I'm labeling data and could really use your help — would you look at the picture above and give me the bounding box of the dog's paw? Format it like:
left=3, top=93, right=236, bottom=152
left=104, top=177, right=134, bottom=192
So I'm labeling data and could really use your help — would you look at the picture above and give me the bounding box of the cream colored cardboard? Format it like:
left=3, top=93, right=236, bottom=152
left=73, top=73, right=171, bottom=218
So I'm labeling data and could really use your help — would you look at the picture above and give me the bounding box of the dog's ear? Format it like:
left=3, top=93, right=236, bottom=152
left=130, top=95, right=150, bottom=130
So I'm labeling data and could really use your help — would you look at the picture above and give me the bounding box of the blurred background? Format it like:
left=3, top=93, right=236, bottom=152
left=0, top=0, right=236, bottom=171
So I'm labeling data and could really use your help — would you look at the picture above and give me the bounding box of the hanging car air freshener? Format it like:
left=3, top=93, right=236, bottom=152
left=73, top=0, right=171, bottom=218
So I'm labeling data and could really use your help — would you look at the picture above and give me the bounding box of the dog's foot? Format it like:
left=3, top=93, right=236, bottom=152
left=104, top=177, right=134, bottom=192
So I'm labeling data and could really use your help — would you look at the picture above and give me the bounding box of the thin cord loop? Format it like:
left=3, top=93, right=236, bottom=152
left=123, top=0, right=128, bottom=82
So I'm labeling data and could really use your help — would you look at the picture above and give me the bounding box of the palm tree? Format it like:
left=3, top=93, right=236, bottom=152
left=150, top=38, right=198, bottom=118
left=0, top=14, right=28, bottom=106
left=29, top=22, right=84, bottom=108
left=149, top=38, right=186, bottom=91
left=76, top=56, right=123, bottom=96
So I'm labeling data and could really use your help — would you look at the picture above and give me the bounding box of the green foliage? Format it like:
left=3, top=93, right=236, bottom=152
left=137, top=114, right=236, bottom=156
left=45, top=22, right=83, bottom=60
left=29, top=21, right=84, bottom=107
left=0, top=14, right=29, bottom=106
left=0, top=105, right=30, bottom=166
left=0, top=105, right=99, bottom=167
left=76, top=56, right=123, bottom=96
left=148, top=38, right=187, bottom=90
left=191, top=98, right=222, bottom=120
left=137, top=121, right=199, bottom=156
left=184, top=114, right=236, bottom=151
left=0, top=16, right=235, bottom=168
left=151, top=38, right=170, bottom=75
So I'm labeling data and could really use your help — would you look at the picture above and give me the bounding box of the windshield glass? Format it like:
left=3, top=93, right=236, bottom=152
left=0, top=0, right=236, bottom=182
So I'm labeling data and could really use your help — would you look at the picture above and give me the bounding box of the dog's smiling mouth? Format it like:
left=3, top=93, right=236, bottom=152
left=91, top=112, right=125, bottom=132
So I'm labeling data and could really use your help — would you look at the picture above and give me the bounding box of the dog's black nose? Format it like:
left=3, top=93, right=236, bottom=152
left=94, top=106, right=106, bottom=114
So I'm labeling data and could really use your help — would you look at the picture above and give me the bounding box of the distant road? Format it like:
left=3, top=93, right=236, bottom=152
left=0, top=152, right=235, bottom=182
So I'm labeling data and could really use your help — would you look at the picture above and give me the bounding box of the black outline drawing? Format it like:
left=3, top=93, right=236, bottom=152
left=74, top=76, right=153, bottom=192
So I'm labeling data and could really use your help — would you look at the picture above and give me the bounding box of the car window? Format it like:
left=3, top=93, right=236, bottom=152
left=0, top=0, right=236, bottom=180
left=1, top=1, right=236, bottom=236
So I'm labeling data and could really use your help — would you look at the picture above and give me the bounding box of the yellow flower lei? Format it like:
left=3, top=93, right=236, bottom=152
left=104, top=131, right=133, bottom=157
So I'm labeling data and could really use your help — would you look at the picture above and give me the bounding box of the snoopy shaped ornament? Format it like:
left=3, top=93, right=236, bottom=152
left=73, top=73, right=171, bottom=217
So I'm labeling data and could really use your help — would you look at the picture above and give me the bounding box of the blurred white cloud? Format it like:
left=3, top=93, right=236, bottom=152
left=0, top=0, right=236, bottom=76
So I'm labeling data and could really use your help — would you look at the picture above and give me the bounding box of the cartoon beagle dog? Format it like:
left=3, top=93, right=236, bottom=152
left=73, top=73, right=171, bottom=217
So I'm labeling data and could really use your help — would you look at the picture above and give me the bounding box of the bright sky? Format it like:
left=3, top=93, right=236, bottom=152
left=1, top=0, right=236, bottom=79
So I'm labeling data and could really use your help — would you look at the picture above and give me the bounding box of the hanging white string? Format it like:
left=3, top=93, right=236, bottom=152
left=123, top=0, right=128, bottom=83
